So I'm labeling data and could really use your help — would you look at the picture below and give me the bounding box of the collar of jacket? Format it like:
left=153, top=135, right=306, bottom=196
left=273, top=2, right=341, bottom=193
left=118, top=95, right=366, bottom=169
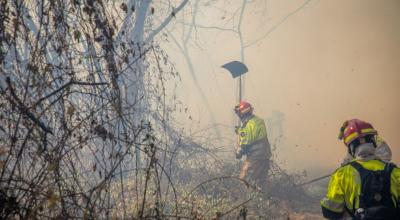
left=240, top=114, right=254, bottom=127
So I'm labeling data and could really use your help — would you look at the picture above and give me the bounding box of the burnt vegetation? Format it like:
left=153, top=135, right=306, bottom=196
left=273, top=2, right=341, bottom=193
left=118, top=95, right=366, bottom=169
left=0, top=0, right=318, bottom=219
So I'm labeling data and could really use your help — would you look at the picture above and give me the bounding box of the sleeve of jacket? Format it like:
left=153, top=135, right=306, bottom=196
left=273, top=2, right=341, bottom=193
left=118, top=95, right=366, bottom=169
left=391, top=167, right=400, bottom=206
left=321, top=168, right=346, bottom=219
left=255, top=118, right=268, bottom=140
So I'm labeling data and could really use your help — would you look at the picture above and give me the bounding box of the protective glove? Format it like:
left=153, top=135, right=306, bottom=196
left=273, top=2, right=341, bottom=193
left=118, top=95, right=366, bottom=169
left=236, top=147, right=243, bottom=159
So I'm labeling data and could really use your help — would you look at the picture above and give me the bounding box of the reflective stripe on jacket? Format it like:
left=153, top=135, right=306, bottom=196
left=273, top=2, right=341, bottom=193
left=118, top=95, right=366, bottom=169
left=321, top=159, right=400, bottom=218
left=238, top=115, right=268, bottom=147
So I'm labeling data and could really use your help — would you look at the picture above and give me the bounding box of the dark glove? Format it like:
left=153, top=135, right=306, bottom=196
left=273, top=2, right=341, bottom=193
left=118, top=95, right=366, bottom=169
left=235, top=145, right=251, bottom=159
left=236, top=147, right=244, bottom=159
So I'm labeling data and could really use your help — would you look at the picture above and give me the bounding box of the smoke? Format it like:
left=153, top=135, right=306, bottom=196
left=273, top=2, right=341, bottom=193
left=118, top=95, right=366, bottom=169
left=165, top=0, right=400, bottom=172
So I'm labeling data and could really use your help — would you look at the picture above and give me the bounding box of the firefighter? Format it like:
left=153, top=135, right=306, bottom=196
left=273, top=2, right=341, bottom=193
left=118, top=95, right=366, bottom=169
left=234, top=101, right=271, bottom=192
left=321, top=119, right=400, bottom=219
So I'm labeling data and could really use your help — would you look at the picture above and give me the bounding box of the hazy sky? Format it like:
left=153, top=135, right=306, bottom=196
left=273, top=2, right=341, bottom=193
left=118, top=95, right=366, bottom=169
left=164, top=0, right=400, bottom=173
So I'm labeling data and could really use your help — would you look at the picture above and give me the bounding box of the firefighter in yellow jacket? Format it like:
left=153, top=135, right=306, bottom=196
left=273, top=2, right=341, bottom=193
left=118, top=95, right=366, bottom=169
left=234, top=101, right=271, bottom=192
left=321, top=119, right=400, bottom=219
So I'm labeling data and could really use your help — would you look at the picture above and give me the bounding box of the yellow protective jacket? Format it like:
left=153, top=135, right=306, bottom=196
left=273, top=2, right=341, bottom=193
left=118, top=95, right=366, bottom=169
left=237, top=115, right=268, bottom=149
left=321, top=159, right=400, bottom=219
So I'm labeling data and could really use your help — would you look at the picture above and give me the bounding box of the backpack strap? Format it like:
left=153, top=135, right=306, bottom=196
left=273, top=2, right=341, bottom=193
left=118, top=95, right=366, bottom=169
left=349, top=162, right=367, bottom=214
left=383, top=162, right=396, bottom=209
left=384, top=162, right=395, bottom=175
left=350, top=161, right=368, bottom=180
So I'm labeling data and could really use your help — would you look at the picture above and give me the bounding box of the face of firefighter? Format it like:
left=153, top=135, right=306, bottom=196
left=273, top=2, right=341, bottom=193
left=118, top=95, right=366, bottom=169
left=234, top=108, right=245, bottom=119
left=236, top=111, right=252, bottom=122
left=353, top=143, right=376, bottom=159
left=348, top=135, right=376, bottom=157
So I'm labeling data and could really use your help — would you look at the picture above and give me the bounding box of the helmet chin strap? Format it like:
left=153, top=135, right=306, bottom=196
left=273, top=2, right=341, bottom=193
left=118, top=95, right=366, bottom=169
left=348, top=145, right=356, bottom=157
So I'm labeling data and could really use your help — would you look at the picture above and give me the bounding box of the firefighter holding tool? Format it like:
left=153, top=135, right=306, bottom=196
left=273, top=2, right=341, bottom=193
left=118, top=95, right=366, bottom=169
left=234, top=101, right=271, bottom=192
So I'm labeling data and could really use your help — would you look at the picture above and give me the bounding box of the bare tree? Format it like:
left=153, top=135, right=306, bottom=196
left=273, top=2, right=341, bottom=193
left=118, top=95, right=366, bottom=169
left=0, top=0, right=190, bottom=218
left=167, top=0, right=312, bottom=102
